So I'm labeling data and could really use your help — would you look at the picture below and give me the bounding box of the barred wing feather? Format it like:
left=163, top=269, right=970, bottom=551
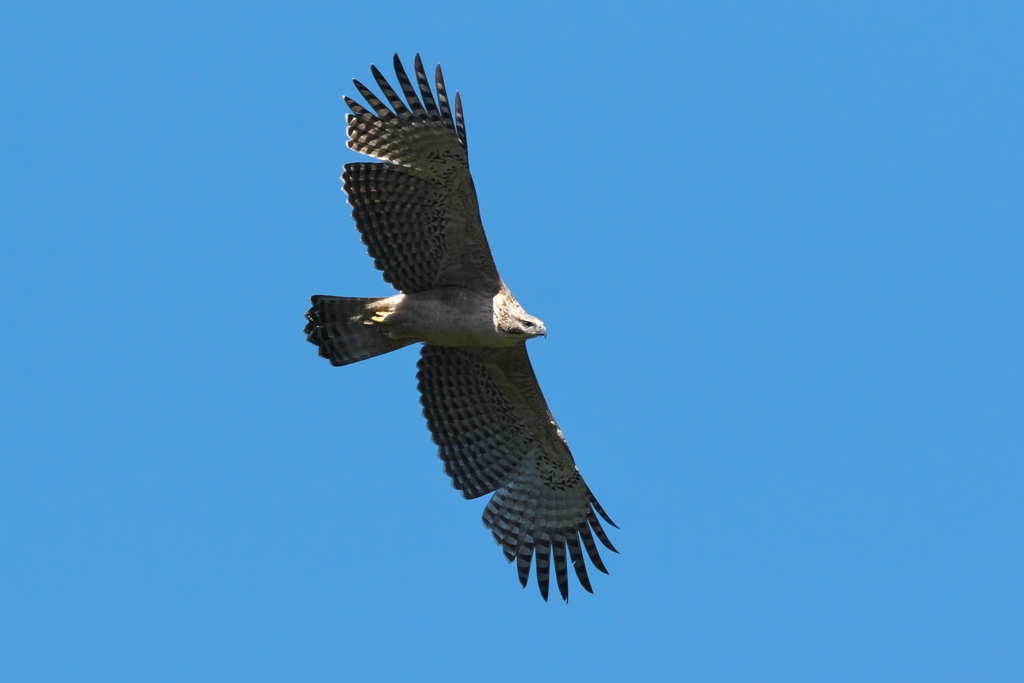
left=344, top=54, right=499, bottom=294
left=416, top=345, right=617, bottom=602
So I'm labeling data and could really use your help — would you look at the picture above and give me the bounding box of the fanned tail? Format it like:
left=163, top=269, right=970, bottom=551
left=304, top=295, right=414, bottom=366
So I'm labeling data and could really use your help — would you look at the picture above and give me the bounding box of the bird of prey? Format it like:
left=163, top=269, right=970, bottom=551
left=304, top=55, right=616, bottom=601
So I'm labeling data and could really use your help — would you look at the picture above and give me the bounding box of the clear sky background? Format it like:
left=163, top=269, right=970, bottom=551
left=2, top=2, right=1022, bottom=681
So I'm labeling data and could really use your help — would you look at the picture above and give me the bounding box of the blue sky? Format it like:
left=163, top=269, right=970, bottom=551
left=2, top=1, right=1022, bottom=681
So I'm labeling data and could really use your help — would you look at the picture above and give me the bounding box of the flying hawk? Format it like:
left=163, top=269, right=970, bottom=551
left=305, top=55, right=617, bottom=601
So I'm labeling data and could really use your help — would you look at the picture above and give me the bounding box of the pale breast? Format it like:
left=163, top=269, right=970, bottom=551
left=387, top=287, right=514, bottom=348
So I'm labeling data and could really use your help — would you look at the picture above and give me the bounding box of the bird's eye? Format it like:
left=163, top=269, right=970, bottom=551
left=523, top=320, right=534, bottom=328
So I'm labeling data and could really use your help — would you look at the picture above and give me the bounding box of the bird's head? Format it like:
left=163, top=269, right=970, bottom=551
left=507, top=313, right=547, bottom=339
left=495, top=293, right=547, bottom=341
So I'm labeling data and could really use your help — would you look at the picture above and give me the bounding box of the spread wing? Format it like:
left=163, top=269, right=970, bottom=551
left=344, top=54, right=500, bottom=294
left=416, top=344, right=617, bottom=602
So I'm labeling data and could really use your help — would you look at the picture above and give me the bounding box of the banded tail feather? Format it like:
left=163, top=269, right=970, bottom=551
left=304, top=295, right=413, bottom=367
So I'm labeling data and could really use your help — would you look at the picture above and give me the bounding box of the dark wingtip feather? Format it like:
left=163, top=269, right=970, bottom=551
left=578, top=526, right=609, bottom=574
left=535, top=541, right=551, bottom=602
left=588, top=509, right=619, bottom=554
left=454, top=91, right=467, bottom=150
left=371, top=63, right=410, bottom=116
left=590, top=495, right=618, bottom=529
left=343, top=96, right=369, bottom=117
left=434, top=63, right=456, bottom=131
left=413, top=53, right=439, bottom=117
left=352, top=79, right=392, bottom=119
left=552, top=540, right=570, bottom=602
left=567, top=535, right=593, bottom=593
left=516, top=550, right=532, bottom=588
left=392, top=54, right=426, bottom=117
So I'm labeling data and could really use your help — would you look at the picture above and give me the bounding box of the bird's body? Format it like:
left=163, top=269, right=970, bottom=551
left=378, top=287, right=539, bottom=348
left=305, top=55, right=616, bottom=601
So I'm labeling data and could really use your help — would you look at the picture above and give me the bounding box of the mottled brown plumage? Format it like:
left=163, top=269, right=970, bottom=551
left=305, top=54, right=616, bottom=601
